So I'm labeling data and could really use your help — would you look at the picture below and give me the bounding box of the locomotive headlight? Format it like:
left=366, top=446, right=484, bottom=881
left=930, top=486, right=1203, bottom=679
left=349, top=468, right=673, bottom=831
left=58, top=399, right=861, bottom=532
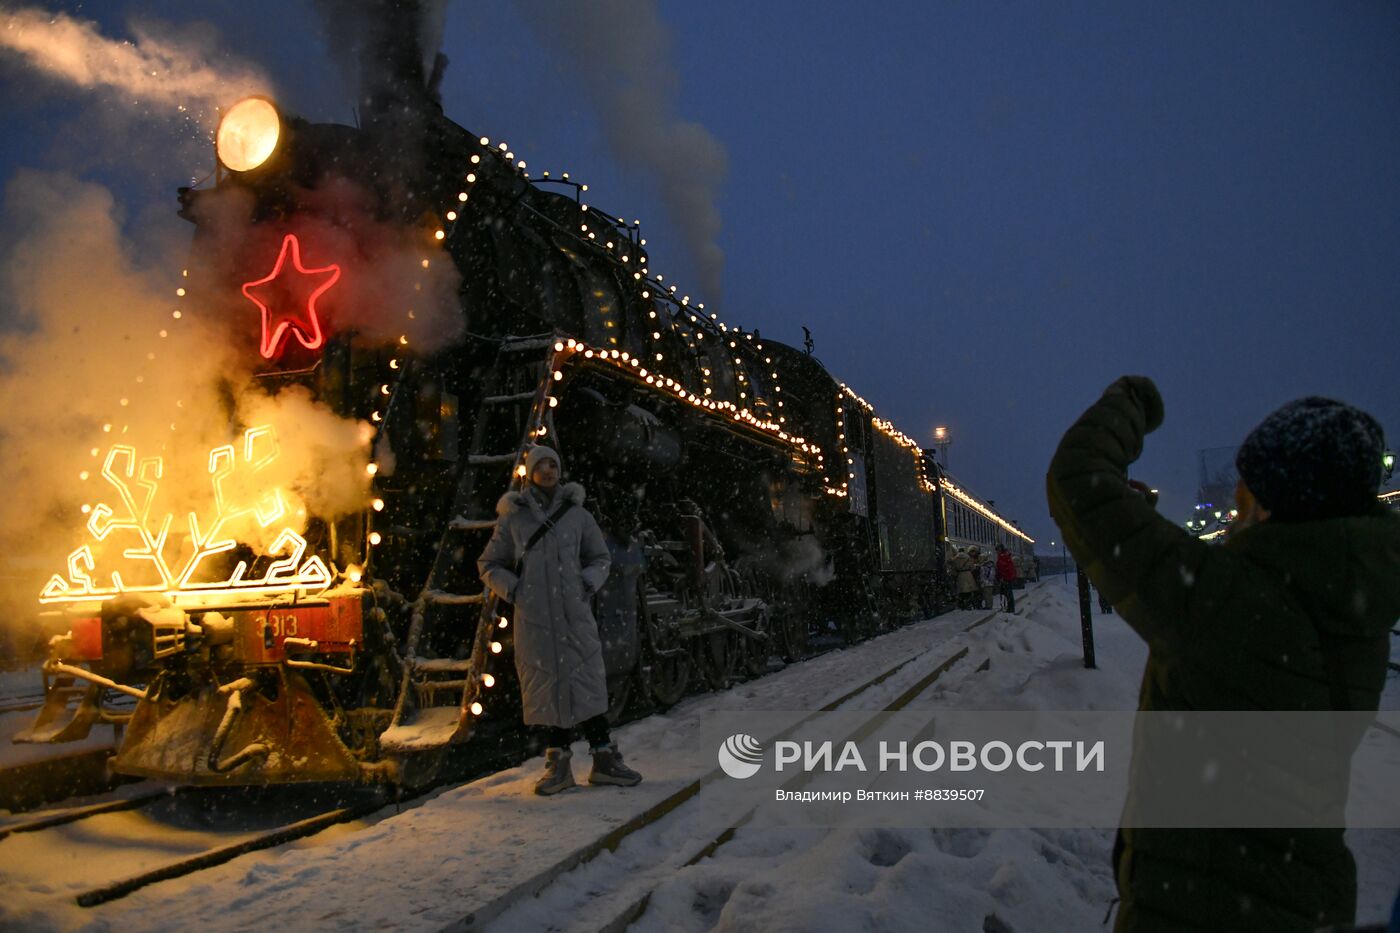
left=216, top=97, right=281, bottom=173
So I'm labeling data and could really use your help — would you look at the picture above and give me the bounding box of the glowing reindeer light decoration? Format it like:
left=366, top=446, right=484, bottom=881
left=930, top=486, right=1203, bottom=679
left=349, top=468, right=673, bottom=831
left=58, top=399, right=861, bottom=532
left=41, top=425, right=332, bottom=606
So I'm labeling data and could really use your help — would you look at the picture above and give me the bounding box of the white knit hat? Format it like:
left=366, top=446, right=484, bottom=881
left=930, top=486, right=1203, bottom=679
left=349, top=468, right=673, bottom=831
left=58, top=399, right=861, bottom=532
left=525, top=445, right=561, bottom=476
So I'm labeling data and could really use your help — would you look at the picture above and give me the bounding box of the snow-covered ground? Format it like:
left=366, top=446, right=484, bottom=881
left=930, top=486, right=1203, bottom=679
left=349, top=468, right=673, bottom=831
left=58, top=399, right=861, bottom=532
left=622, top=584, right=1400, bottom=933
left=0, top=581, right=1395, bottom=931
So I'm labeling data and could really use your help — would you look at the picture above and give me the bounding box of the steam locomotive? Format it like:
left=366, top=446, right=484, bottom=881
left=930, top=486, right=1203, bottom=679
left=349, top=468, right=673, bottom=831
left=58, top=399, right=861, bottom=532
left=18, top=17, right=1032, bottom=787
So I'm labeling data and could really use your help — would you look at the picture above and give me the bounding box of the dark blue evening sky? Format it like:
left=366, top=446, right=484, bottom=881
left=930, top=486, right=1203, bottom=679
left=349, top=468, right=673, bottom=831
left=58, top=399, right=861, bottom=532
left=3, top=1, right=1397, bottom=546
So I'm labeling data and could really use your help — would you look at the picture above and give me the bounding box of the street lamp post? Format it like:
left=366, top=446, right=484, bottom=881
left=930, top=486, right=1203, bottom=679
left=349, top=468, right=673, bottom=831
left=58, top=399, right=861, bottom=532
left=933, top=426, right=951, bottom=469
left=1076, top=565, right=1096, bottom=669
left=1049, top=540, right=1096, bottom=668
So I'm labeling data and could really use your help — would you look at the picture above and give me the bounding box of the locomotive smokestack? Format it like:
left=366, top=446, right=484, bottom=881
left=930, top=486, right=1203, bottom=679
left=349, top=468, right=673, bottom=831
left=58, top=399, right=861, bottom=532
left=359, top=0, right=433, bottom=121
left=312, top=0, right=448, bottom=124
left=312, top=0, right=451, bottom=217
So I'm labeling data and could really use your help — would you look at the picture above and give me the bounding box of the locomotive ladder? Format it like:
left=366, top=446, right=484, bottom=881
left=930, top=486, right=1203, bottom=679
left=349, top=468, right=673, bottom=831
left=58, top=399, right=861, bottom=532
left=380, top=334, right=560, bottom=752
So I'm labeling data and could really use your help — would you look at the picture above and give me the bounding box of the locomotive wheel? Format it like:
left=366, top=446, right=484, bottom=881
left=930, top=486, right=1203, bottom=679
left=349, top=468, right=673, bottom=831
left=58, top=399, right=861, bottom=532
left=742, top=634, right=771, bottom=678
left=648, top=651, right=690, bottom=707
left=638, top=576, right=690, bottom=708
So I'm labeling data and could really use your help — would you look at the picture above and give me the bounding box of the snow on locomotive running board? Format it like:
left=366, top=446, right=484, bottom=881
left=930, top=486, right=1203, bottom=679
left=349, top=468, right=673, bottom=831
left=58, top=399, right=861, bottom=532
left=1, top=581, right=1395, bottom=932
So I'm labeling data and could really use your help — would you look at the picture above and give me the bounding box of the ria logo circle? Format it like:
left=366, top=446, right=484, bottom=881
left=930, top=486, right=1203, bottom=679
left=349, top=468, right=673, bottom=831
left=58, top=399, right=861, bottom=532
left=718, top=733, right=764, bottom=779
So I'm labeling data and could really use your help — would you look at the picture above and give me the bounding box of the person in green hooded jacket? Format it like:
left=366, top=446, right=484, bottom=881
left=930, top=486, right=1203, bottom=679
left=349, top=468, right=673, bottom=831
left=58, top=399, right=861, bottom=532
left=1047, top=376, right=1400, bottom=933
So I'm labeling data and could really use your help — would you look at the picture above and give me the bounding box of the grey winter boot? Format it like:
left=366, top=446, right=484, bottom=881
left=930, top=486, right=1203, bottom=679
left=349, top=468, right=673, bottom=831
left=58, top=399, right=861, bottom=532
left=588, top=743, right=642, bottom=786
left=534, top=747, right=576, bottom=796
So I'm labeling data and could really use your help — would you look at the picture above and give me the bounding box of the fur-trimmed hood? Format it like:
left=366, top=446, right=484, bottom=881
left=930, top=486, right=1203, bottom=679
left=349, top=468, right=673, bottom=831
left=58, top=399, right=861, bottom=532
left=496, top=482, right=586, bottom=516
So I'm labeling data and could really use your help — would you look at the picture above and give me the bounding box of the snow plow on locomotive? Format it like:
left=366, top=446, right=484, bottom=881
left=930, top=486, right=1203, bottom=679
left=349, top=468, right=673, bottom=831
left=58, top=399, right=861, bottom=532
left=16, top=24, right=1032, bottom=789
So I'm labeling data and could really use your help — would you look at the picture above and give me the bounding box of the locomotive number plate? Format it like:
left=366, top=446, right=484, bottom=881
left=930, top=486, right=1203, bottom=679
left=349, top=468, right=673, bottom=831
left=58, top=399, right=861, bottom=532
left=232, top=595, right=363, bottom=663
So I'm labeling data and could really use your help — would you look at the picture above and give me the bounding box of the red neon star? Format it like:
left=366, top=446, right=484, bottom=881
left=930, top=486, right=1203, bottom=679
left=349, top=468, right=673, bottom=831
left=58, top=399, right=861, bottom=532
left=241, top=234, right=341, bottom=359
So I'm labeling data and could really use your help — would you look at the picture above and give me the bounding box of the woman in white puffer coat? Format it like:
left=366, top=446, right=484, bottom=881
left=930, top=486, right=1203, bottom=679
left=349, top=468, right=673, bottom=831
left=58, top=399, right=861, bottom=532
left=478, top=445, right=642, bottom=795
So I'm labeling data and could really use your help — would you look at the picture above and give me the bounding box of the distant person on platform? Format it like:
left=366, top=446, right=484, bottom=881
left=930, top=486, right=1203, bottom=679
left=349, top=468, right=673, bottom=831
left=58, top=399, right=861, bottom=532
left=978, top=549, right=997, bottom=610
left=994, top=543, right=1018, bottom=613
left=1047, top=377, right=1400, bottom=933
left=951, top=547, right=977, bottom=610
left=479, top=445, right=643, bottom=795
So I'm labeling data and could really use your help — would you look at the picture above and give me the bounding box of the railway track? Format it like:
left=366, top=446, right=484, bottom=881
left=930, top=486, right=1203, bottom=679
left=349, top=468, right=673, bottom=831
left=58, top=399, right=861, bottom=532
left=0, top=589, right=1046, bottom=918
left=0, top=735, right=532, bottom=909
left=451, top=584, right=1054, bottom=932
left=0, top=693, right=45, bottom=715
left=0, top=788, right=170, bottom=842
left=0, top=688, right=139, bottom=717
left=74, top=792, right=399, bottom=907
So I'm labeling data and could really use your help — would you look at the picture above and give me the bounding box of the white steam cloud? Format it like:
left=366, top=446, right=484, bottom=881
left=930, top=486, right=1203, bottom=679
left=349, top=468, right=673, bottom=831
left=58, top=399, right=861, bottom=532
left=514, top=0, right=729, bottom=303
left=0, top=6, right=272, bottom=133
left=0, top=172, right=374, bottom=645
left=761, top=535, right=836, bottom=587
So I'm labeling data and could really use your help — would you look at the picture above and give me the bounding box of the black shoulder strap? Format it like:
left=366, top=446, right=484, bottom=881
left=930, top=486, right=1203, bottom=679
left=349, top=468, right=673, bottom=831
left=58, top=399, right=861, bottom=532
left=515, top=500, right=574, bottom=574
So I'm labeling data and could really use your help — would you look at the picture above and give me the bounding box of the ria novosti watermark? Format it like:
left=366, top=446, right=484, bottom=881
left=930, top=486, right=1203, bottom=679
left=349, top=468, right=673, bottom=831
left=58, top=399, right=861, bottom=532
left=694, top=710, right=1400, bottom=829
left=721, top=734, right=1104, bottom=776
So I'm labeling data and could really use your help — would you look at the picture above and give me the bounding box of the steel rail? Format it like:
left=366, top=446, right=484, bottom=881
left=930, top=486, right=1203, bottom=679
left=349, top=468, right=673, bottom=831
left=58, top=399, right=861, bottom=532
left=74, top=796, right=393, bottom=907
left=0, top=789, right=171, bottom=841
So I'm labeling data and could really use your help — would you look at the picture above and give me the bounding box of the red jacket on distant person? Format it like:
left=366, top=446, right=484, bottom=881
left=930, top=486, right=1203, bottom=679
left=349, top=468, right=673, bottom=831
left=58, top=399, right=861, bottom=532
left=995, top=550, right=1017, bottom=582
